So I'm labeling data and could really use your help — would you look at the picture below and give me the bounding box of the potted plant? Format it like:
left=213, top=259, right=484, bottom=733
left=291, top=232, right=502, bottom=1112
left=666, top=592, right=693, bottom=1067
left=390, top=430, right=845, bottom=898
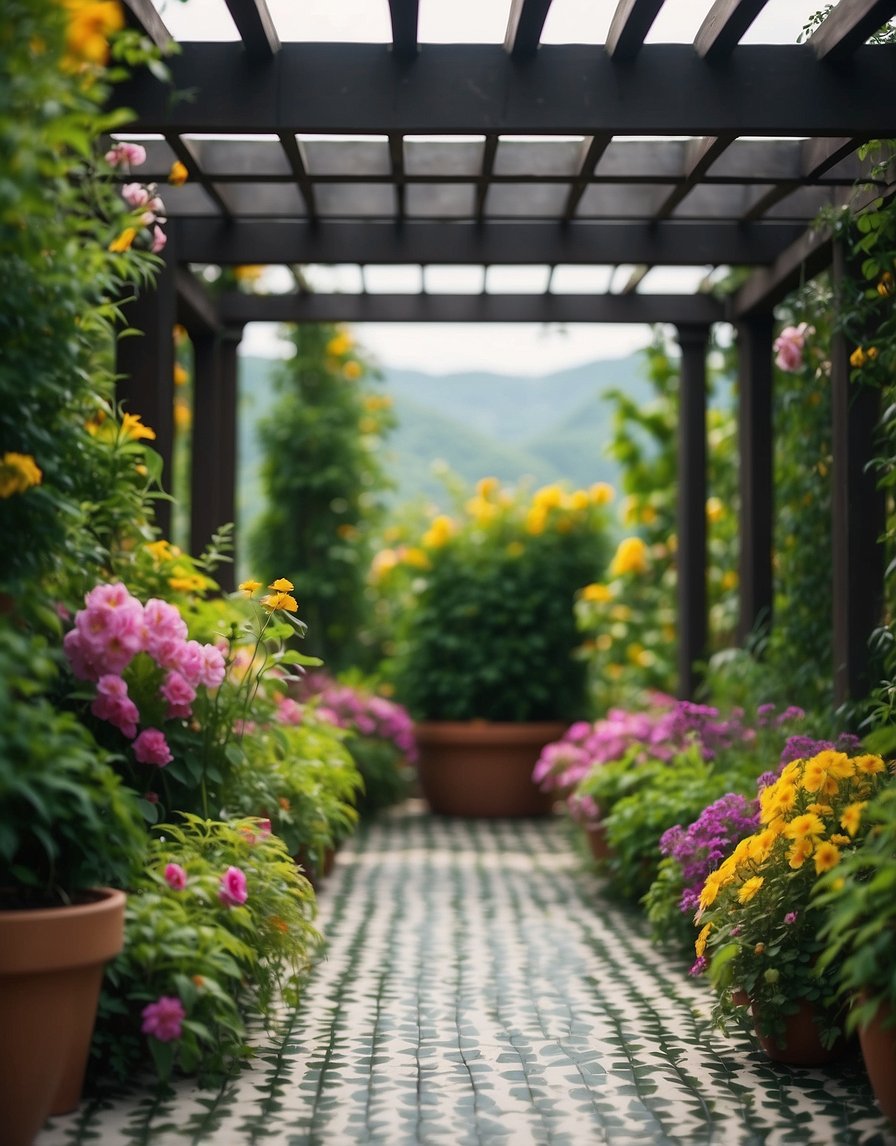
left=378, top=476, right=613, bottom=816
left=815, top=781, right=896, bottom=1125
left=0, top=624, right=147, bottom=1146
left=694, top=748, right=891, bottom=1065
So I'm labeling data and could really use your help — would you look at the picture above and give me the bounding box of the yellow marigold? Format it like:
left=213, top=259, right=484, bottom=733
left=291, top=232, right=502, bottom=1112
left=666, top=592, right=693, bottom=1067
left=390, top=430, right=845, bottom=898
left=269, top=577, right=294, bottom=592
left=476, top=476, right=500, bottom=500
left=120, top=412, right=156, bottom=441
left=533, top=483, right=564, bottom=510
left=343, top=361, right=362, bottom=381
left=785, top=812, right=826, bottom=841
left=706, top=496, right=724, bottom=523
left=609, top=536, right=647, bottom=577
left=422, top=515, right=456, bottom=549
left=146, top=539, right=175, bottom=563
left=169, top=160, right=189, bottom=186
left=525, top=506, right=547, bottom=535
left=261, top=591, right=298, bottom=613
left=830, top=833, right=851, bottom=847
left=239, top=579, right=262, bottom=596
left=580, top=582, right=613, bottom=604
left=568, top=489, right=591, bottom=512
left=788, top=837, right=815, bottom=869
left=64, top=0, right=123, bottom=66
left=325, top=332, right=352, bottom=358
left=814, top=841, right=841, bottom=874
left=840, top=801, right=865, bottom=837
left=768, top=781, right=797, bottom=817
left=738, top=875, right=764, bottom=904
left=109, top=227, right=137, bottom=253
left=589, top=482, right=614, bottom=505
left=402, top=547, right=430, bottom=569
left=878, top=271, right=894, bottom=297
left=168, top=574, right=207, bottom=593
left=0, top=452, right=42, bottom=498
left=695, top=922, right=712, bottom=958
left=174, top=362, right=189, bottom=386
left=467, top=496, right=498, bottom=526
left=173, top=399, right=191, bottom=431
left=233, top=265, right=263, bottom=283
left=850, top=346, right=868, bottom=368
left=698, top=871, right=722, bottom=911
left=854, top=753, right=886, bottom=775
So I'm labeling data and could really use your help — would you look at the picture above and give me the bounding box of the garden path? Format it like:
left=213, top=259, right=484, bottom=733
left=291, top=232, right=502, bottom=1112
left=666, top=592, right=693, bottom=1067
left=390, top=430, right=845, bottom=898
left=38, top=802, right=895, bottom=1145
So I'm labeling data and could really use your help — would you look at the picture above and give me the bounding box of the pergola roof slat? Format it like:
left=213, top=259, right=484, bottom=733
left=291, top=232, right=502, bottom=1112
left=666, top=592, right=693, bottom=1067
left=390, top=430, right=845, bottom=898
left=121, top=0, right=173, bottom=51
left=606, top=0, right=665, bottom=60
left=809, top=0, right=896, bottom=62
left=505, top=0, right=555, bottom=59
left=388, top=0, right=420, bottom=60
left=223, top=0, right=280, bottom=60
left=695, top=0, right=771, bottom=61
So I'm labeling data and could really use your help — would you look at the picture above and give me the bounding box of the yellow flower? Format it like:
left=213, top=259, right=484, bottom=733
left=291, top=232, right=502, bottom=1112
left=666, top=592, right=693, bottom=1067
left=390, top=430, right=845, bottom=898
left=580, top=582, right=613, bottom=604
left=840, top=802, right=865, bottom=837
left=568, top=489, right=590, bottom=512
left=695, top=922, right=712, bottom=958
left=261, top=591, right=298, bottom=613
left=476, top=476, right=500, bottom=500
left=854, top=754, right=885, bottom=775
left=785, top=813, right=826, bottom=841
left=738, top=876, right=764, bottom=904
left=626, top=643, right=654, bottom=668
left=850, top=346, right=868, bottom=368
left=0, top=452, right=42, bottom=498
left=402, top=547, right=430, bottom=570
left=174, top=363, right=189, bottom=386
left=233, top=266, right=264, bottom=283
left=168, top=160, right=189, bottom=186
left=109, top=226, right=137, bottom=253
left=532, top=483, right=564, bottom=510
left=467, top=496, right=498, bottom=526
left=239, top=579, right=262, bottom=596
left=609, top=536, right=647, bottom=577
left=422, top=515, right=456, bottom=549
left=146, top=539, right=175, bottom=563
left=878, top=272, right=894, bottom=297
left=120, top=413, right=156, bottom=442
left=706, top=497, right=724, bottom=523
left=699, top=871, right=722, bottom=911
left=343, top=361, right=362, bottom=381
left=589, top=482, right=614, bottom=506
left=525, top=506, right=547, bottom=535
left=814, top=841, right=841, bottom=874
left=721, top=570, right=739, bottom=591
left=787, top=837, right=815, bottom=869
left=64, top=0, right=123, bottom=66
left=168, top=573, right=207, bottom=593
left=173, top=398, right=191, bottom=431
left=325, top=332, right=352, bottom=358
left=269, top=577, right=294, bottom=592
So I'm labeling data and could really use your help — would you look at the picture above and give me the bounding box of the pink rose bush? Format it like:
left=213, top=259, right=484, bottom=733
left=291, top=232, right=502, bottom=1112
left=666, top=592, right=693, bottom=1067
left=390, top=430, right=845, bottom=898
left=773, top=322, right=813, bottom=373
left=218, top=865, right=248, bottom=907
left=64, top=582, right=226, bottom=773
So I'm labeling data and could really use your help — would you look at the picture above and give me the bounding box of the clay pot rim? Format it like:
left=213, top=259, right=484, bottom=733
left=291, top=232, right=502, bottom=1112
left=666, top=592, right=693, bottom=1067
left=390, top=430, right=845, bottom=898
left=415, top=720, right=568, bottom=746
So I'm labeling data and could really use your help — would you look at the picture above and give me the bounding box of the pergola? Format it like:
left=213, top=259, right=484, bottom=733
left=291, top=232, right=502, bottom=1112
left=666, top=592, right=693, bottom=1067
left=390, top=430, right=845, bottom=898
left=113, top=0, right=896, bottom=701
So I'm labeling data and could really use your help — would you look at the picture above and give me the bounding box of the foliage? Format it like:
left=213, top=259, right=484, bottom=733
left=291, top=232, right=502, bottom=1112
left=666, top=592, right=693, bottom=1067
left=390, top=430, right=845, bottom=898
left=575, top=331, right=739, bottom=710
left=380, top=474, right=613, bottom=722
left=92, top=813, right=321, bottom=1085
left=815, top=781, right=896, bottom=1032
left=696, top=750, right=891, bottom=1048
left=249, top=324, right=395, bottom=672
left=0, top=626, right=146, bottom=907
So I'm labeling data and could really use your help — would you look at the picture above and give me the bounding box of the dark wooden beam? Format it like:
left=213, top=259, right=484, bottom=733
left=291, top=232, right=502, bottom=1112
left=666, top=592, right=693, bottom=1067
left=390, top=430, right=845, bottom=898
left=121, top=0, right=173, bottom=51
left=729, top=227, right=833, bottom=318
left=172, top=218, right=806, bottom=267
left=809, top=0, right=896, bottom=63
left=388, top=0, right=419, bottom=60
left=606, top=0, right=664, bottom=60
left=505, top=0, right=554, bottom=60
left=223, top=0, right=280, bottom=60
left=277, top=133, right=317, bottom=217
left=115, top=44, right=896, bottom=138
left=695, top=0, right=770, bottom=61
left=176, top=268, right=220, bottom=336
left=735, top=314, right=774, bottom=645
left=563, top=134, right=612, bottom=220
left=166, top=136, right=236, bottom=220
left=654, top=135, right=733, bottom=220
left=675, top=324, right=710, bottom=699
left=217, top=290, right=725, bottom=325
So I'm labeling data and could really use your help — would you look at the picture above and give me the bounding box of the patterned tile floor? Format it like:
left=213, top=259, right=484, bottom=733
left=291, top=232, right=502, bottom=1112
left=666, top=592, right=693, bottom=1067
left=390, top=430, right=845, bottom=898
left=39, top=801, right=896, bottom=1145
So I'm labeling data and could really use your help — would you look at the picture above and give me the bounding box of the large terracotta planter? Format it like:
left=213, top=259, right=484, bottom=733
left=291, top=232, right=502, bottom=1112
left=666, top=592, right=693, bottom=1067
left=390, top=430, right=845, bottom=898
left=858, top=1001, right=896, bottom=1127
left=0, top=887, right=127, bottom=1146
left=752, top=998, right=846, bottom=1066
left=415, top=720, right=564, bottom=817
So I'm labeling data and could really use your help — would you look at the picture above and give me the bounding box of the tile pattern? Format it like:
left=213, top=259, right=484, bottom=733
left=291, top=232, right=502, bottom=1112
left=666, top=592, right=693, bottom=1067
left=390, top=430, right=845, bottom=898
left=39, top=802, right=896, bottom=1145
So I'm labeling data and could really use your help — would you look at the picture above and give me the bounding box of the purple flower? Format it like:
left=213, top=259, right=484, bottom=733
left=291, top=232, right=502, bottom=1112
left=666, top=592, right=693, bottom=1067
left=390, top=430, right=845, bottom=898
left=784, top=911, right=798, bottom=925
left=219, top=865, right=248, bottom=907
left=141, top=996, right=185, bottom=1042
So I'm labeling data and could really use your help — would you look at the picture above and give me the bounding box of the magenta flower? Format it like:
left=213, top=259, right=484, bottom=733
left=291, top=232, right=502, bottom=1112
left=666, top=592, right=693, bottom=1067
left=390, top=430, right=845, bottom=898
left=141, top=996, right=186, bottom=1042
left=164, top=862, right=188, bottom=890
left=219, top=866, right=248, bottom=907
left=133, top=727, right=173, bottom=767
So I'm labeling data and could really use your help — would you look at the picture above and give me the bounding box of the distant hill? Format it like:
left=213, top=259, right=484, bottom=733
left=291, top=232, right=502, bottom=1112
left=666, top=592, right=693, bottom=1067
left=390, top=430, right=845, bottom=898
left=236, top=352, right=651, bottom=538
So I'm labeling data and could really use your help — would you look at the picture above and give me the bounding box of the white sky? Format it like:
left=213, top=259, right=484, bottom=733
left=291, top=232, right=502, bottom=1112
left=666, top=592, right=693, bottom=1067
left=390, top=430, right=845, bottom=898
left=158, top=0, right=824, bottom=374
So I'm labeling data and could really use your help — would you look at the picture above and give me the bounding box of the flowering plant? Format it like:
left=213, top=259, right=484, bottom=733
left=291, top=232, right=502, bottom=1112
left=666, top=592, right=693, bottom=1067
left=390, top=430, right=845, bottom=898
left=695, top=749, right=891, bottom=1048
left=63, top=577, right=320, bottom=821
left=379, top=476, right=613, bottom=722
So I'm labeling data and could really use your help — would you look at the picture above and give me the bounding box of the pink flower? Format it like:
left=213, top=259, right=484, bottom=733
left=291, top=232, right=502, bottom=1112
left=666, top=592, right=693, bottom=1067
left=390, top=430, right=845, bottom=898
left=141, top=996, right=185, bottom=1042
left=133, top=727, right=173, bottom=767
left=218, top=866, right=248, bottom=907
left=257, top=819, right=272, bottom=836
left=164, top=862, right=187, bottom=890
left=160, top=670, right=196, bottom=719
left=198, top=643, right=226, bottom=689
left=63, top=628, right=97, bottom=681
left=274, top=697, right=303, bottom=725
left=91, top=674, right=140, bottom=738
left=773, top=323, right=813, bottom=373
left=142, top=598, right=189, bottom=656
left=175, top=640, right=205, bottom=687
left=122, top=182, right=151, bottom=210
left=151, top=224, right=167, bottom=253
left=106, top=141, right=147, bottom=168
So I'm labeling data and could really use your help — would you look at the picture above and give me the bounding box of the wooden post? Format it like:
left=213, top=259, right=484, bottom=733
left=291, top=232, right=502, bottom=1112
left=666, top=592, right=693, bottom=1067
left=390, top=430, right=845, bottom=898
left=735, top=314, right=774, bottom=645
left=675, top=324, right=710, bottom=699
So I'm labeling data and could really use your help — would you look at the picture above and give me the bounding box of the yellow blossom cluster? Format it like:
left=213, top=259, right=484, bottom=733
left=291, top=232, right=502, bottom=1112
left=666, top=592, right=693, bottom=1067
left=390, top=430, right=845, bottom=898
left=63, top=0, right=123, bottom=68
left=0, top=452, right=43, bottom=499
left=240, top=576, right=299, bottom=614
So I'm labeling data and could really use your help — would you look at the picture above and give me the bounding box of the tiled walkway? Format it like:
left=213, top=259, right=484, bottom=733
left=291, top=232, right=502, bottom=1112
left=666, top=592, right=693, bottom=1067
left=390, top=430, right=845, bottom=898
left=40, top=802, right=895, bottom=1145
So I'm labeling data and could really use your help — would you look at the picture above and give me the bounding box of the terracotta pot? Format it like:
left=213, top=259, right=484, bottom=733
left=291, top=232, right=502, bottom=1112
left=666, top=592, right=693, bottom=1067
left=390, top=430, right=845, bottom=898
left=0, top=887, right=127, bottom=1146
left=752, top=997, right=846, bottom=1066
left=414, top=720, right=564, bottom=817
left=584, top=821, right=613, bottom=862
left=858, top=1000, right=896, bottom=1127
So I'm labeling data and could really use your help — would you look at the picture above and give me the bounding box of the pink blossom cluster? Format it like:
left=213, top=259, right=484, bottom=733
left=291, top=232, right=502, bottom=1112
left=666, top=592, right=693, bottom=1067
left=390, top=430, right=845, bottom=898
left=105, top=141, right=167, bottom=253
left=292, top=672, right=418, bottom=763
left=141, top=995, right=185, bottom=1042
left=773, top=322, right=813, bottom=373
left=63, top=582, right=226, bottom=768
left=533, top=696, right=745, bottom=793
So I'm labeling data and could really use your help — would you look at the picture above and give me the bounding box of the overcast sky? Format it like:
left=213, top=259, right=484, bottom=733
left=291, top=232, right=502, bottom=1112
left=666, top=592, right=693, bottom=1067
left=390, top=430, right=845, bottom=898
left=158, top=0, right=822, bottom=374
